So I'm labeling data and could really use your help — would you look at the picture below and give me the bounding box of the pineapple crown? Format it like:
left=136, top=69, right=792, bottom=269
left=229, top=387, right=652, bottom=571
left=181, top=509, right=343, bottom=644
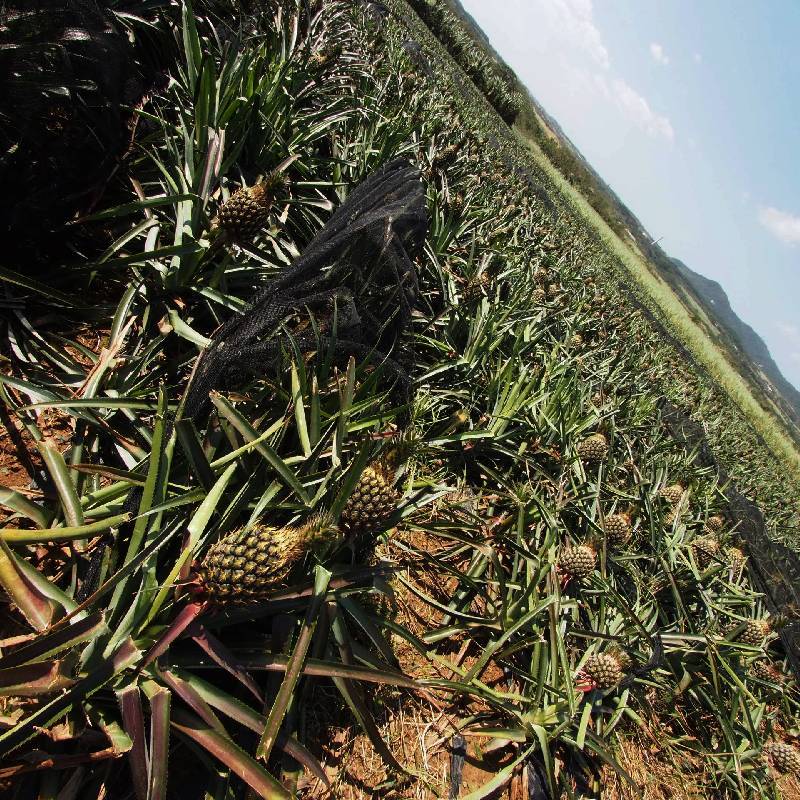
left=301, top=513, right=341, bottom=549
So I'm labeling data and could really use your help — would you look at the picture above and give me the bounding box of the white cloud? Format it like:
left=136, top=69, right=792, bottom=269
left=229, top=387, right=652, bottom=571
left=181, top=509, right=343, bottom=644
left=777, top=322, right=800, bottom=339
left=759, top=206, right=800, bottom=245
left=541, top=0, right=610, bottom=68
left=649, top=42, right=669, bottom=65
left=460, top=0, right=675, bottom=144
left=609, top=79, right=675, bottom=141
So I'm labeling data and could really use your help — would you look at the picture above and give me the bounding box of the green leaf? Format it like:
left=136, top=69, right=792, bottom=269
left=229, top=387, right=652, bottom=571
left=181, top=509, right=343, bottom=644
left=1, top=513, right=130, bottom=545
left=0, top=487, right=50, bottom=527
left=211, top=394, right=309, bottom=504
left=0, top=611, right=105, bottom=669
left=144, top=683, right=171, bottom=800
left=0, top=660, right=74, bottom=696
left=461, top=743, right=535, bottom=800
left=171, top=708, right=290, bottom=800
left=0, top=538, right=55, bottom=631
left=0, top=638, right=140, bottom=755
left=256, top=566, right=331, bottom=761
left=37, top=440, right=84, bottom=530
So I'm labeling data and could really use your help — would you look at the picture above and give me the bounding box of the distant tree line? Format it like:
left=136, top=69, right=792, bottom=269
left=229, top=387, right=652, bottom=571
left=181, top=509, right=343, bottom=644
left=406, top=0, right=523, bottom=123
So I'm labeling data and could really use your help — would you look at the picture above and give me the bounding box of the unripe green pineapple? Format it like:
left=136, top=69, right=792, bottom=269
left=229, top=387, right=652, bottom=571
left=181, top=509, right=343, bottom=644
left=558, top=543, right=596, bottom=581
left=577, top=433, right=608, bottom=465
left=691, top=536, right=721, bottom=569
left=341, top=461, right=399, bottom=536
left=763, top=741, right=800, bottom=775
left=590, top=391, right=605, bottom=408
left=583, top=652, right=625, bottom=689
left=532, top=287, right=547, bottom=305
left=546, top=282, right=561, bottom=300
left=199, top=516, right=339, bottom=603
left=658, top=484, right=686, bottom=505
left=603, top=512, right=632, bottom=546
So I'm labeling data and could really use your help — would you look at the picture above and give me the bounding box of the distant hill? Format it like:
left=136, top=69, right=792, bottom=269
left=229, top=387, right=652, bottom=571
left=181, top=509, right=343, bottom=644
left=671, top=258, right=800, bottom=422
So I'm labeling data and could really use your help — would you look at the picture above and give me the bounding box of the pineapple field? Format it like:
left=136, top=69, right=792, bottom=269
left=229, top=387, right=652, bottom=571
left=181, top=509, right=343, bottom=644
left=1, top=1, right=799, bottom=798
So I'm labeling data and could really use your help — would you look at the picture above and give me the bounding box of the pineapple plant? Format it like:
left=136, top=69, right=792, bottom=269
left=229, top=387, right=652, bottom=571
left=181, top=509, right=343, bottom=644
left=558, top=543, right=597, bottom=581
left=763, top=741, right=800, bottom=775
left=546, top=282, right=561, bottom=300
left=341, top=460, right=400, bottom=535
left=603, top=512, right=632, bottom=546
left=577, top=432, right=609, bottom=465
left=199, top=516, right=340, bottom=603
left=2, top=2, right=799, bottom=797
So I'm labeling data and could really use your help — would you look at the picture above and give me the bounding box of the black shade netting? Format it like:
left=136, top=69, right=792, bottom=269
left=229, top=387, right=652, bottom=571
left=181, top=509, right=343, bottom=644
left=180, top=157, right=428, bottom=422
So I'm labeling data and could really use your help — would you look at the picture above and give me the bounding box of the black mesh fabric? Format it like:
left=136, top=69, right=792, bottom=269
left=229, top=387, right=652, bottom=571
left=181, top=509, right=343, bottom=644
left=180, top=157, right=427, bottom=422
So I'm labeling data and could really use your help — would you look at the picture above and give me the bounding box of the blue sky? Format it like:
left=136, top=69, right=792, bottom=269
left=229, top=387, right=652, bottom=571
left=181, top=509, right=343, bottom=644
left=460, top=0, right=800, bottom=389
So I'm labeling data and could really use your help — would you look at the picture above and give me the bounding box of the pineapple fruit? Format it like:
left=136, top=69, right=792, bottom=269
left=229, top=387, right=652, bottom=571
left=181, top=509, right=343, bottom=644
left=462, top=272, right=489, bottom=301
left=691, top=536, right=721, bottom=569
left=658, top=483, right=686, bottom=505
left=727, top=618, right=772, bottom=645
left=577, top=433, right=608, bottom=465
left=706, top=514, right=725, bottom=533
left=199, top=516, right=339, bottom=603
left=603, top=512, right=632, bottom=547
left=582, top=651, right=627, bottom=689
left=558, top=543, right=596, bottom=581
left=727, top=546, right=747, bottom=571
left=569, top=333, right=584, bottom=349
left=217, top=171, right=287, bottom=240
left=341, top=460, right=399, bottom=535
left=749, top=660, right=784, bottom=684
left=763, top=741, right=800, bottom=775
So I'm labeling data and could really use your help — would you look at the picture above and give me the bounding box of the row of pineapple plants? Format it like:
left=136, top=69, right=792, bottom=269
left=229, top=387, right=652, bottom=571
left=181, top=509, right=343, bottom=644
left=397, top=0, right=800, bottom=548
left=0, top=0, right=797, bottom=798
